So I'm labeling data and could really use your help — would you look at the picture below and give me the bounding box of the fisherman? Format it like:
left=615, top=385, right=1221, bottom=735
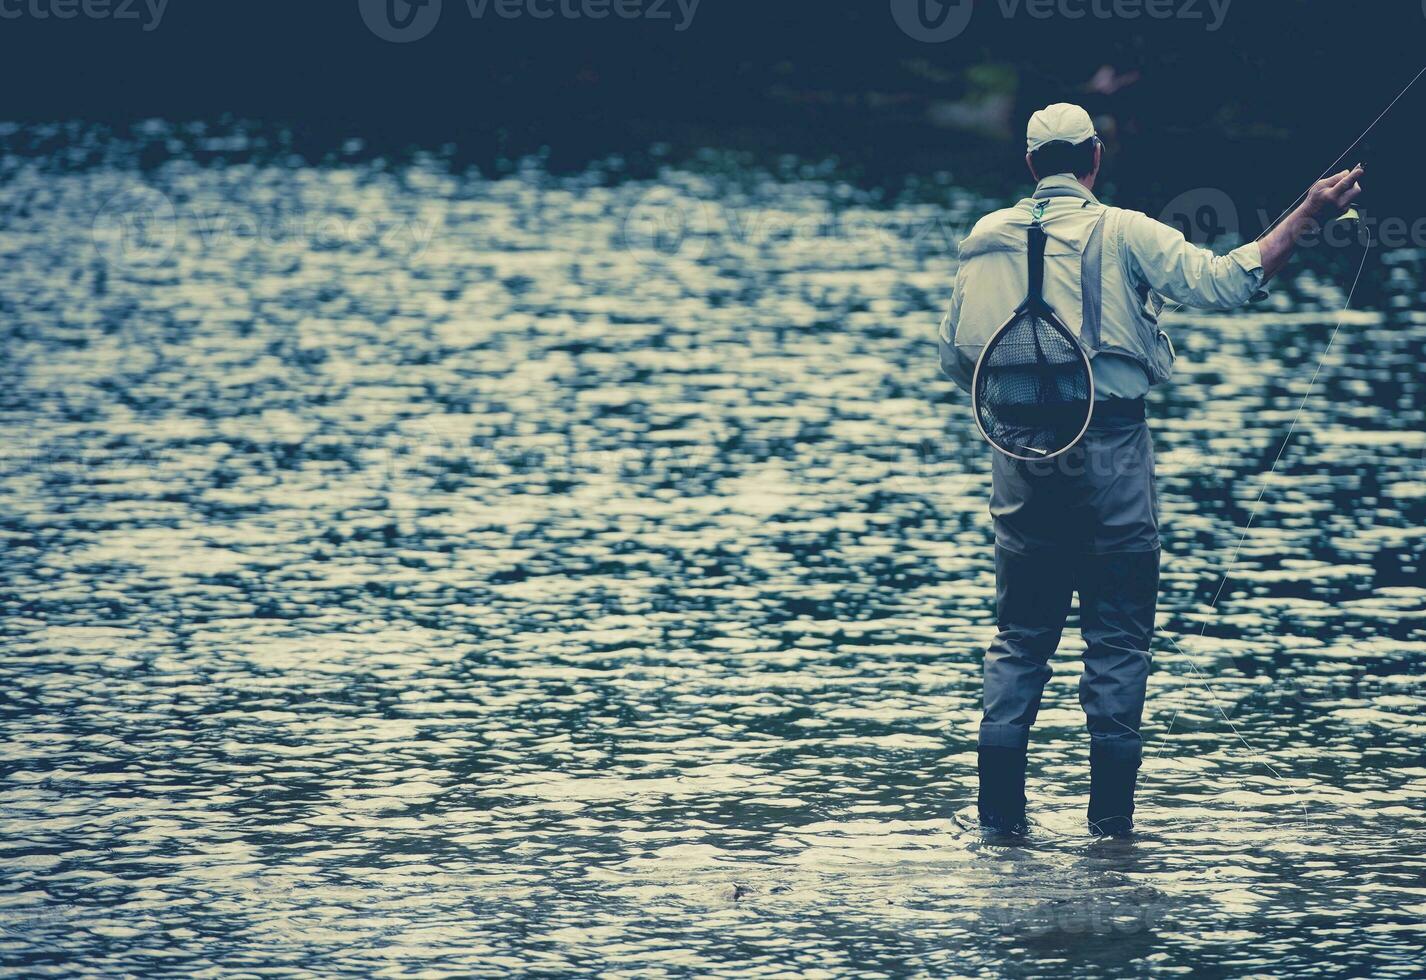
left=938, top=103, right=1364, bottom=836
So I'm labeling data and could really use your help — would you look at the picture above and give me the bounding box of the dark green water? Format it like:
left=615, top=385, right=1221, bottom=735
left=1, top=124, right=1423, bottom=977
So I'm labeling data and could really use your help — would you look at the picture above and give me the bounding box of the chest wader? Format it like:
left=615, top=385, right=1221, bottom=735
left=974, top=206, right=1147, bottom=839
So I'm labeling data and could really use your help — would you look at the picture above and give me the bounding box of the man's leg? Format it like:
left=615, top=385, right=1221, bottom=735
left=1076, top=548, right=1160, bottom=835
left=978, top=544, right=1074, bottom=831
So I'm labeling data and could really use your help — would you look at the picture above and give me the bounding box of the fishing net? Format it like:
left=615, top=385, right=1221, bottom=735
left=971, top=222, right=1093, bottom=460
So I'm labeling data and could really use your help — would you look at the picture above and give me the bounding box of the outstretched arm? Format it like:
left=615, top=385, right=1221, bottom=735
left=1258, top=164, right=1366, bottom=281
left=1121, top=210, right=1269, bottom=311
left=1125, top=164, right=1366, bottom=311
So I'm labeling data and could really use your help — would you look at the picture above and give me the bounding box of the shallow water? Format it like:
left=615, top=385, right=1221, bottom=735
left=1, top=125, right=1424, bottom=977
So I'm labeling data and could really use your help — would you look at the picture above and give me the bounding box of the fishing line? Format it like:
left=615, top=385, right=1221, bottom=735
left=1159, top=61, right=1424, bottom=647
left=1141, top=225, right=1374, bottom=819
left=1147, top=630, right=1313, bottom=823
left=1197, top=233, right=1374, bottom=621
left=1135, top=61, right=1419, bottom=811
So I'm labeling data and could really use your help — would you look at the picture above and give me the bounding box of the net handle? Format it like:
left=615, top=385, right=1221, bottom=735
left=1026, top=221, right=1046, bottom=305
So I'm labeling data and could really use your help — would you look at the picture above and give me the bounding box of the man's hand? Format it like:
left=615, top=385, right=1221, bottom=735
left=1259, top=164, right=1365, bottom=281
left=1304, top=165, right=1366, bottom=219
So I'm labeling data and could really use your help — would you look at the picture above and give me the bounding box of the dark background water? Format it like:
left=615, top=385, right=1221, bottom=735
left=6, top=0, right=1426, bottom=209
left=2, top=2, right=1425, bottom=977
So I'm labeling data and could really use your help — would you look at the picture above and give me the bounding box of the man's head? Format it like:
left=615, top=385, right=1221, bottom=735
left=1025, top=103, right=1102, bottom=189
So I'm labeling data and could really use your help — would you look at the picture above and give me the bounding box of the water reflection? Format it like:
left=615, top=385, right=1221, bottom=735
left=0, top=123, right=1423, bottom=976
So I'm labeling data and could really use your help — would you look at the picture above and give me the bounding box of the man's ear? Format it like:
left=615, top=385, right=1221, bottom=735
left=1025, top=152, right=1038, bottom=181
left=1092, top=142, right=1103, bottom=177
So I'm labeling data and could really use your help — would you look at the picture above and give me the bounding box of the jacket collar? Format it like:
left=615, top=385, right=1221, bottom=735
left=1032, top=174, right=1100, bottom=206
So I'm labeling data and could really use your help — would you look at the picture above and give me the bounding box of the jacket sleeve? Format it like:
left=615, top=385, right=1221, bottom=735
left=936, top=265, right=975, bottom=394
left=1119, top=210, right=1265, bottom=311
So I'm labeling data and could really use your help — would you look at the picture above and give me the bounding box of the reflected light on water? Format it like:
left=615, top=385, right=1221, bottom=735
left=0, top=123, right=1423, bottom=977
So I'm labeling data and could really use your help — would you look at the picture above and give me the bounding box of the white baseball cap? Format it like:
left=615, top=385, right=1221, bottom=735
left=1026, top=103, right=1097, bottom=153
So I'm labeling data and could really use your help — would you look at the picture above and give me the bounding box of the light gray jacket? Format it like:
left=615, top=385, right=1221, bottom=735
left=939, top=176, right=1265, bottom=397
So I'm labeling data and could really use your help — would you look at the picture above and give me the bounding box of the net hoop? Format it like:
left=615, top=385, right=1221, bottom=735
left=970, top=303, right=1096, bottom=463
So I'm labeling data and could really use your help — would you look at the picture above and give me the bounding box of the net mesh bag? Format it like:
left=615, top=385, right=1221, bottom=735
left=971, top=222, right=1093, bottom=460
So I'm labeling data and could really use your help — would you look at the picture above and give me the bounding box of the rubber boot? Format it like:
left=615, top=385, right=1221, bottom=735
left=1087, top=740, right=1140, bottom=836
left=977, top=745, right=1028, bottom=835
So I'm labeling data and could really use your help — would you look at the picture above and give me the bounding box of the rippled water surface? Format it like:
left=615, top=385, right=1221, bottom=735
left=2, top=125, right=1424, bottom=977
